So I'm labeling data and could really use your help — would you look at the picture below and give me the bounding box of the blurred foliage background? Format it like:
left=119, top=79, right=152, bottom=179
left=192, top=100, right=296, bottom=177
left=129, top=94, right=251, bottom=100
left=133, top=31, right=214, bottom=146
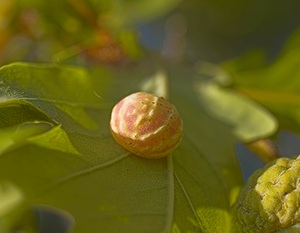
left=1, top=0, right=300, bottom=178
left=1, top=0, right=299, bottom=64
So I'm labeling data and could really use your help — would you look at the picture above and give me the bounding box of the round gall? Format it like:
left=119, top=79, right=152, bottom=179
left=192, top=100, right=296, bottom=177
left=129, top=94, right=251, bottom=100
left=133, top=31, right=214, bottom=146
left=110, top=92, right=183, bottom=159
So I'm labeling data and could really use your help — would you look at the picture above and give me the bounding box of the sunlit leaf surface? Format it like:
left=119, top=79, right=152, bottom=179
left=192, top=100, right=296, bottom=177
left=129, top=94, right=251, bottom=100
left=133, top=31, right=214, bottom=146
left=222, top=29, right=300, bottom=135
left=0, top=61, right=278, bottom=232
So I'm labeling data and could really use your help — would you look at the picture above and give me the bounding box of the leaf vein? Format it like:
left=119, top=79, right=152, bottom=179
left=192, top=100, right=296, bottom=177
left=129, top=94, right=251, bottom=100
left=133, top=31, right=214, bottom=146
left=174, top=170, right=207, bottom=232
left=39, top=152, right=130, bottom=195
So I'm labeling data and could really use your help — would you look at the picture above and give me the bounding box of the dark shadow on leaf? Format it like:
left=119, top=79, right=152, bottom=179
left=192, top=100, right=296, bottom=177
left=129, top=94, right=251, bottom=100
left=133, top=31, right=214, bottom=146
left=34, top=205, right=75, bottom=233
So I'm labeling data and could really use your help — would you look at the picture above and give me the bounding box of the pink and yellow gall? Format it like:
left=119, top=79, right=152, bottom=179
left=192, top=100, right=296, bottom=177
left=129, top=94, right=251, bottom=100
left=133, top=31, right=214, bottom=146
left=110, top=92, right=183, bottom=159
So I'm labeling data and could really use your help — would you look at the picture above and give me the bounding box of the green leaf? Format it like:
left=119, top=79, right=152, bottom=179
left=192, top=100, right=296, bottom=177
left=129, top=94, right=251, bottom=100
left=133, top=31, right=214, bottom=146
left=188, top=62, right=278, bottom=142
left=197, top=79, right=277, bottom=142
left=169, top=65, right=244, bottom=232
left=0, top=122, right=51, bottom=154
left=222, top=28, right=300, bottom=134
left=0, top=182, right=25, bottom=233
left=0, top=62, right=244, bottom=232
left=172, top=139, right=232, bottom=232
left=0, top=99, right=54, bottom=128
left=0, top=62, right=100, bottom=129
left=28, top=124, right=80, bottom=155
left=0, top=99, right=80, bottom=156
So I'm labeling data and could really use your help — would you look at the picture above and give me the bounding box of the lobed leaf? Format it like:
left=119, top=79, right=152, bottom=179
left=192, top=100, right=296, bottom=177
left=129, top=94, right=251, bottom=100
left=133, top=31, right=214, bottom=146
left=0, top=62, right=248, bottom=232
